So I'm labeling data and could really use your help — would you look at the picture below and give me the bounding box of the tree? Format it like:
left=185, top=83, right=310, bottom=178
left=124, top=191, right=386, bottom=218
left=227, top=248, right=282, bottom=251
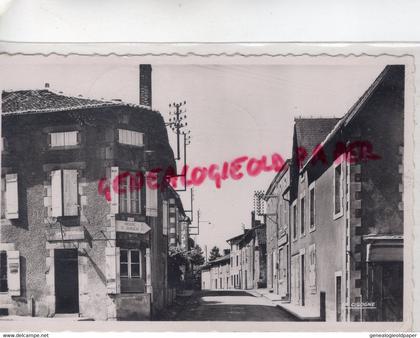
left=189, top=244, right=205, bottom=266
left=208, top=246, right=222, bottom=262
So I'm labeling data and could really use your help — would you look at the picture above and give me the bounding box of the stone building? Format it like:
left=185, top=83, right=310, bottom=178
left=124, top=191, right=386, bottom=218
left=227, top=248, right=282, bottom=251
left=200, top=254, right=230, bottom=290
left=264, top=161, right=290, bottom=299
left=226, top=214, right=266, bottom=291
left=166, top=187, right=190, bottom=250
left=0, top=65, right=182, bottom=320
left=289, top=65, right=404, bottom=321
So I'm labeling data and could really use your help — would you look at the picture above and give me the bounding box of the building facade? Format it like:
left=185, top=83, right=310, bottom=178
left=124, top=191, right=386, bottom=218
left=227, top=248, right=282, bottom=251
left=0, top=65, right=183, bottom=320
left=225, top=215, right=267, bottom=291
left=264, top=161, right=290, bottom=299
left=200, top=254, right=230, bottom=290
left=288, top=65, right=404, bottom=322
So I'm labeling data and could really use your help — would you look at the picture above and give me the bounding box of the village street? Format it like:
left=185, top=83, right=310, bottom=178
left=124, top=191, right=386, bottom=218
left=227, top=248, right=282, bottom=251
left=157, top=290, right=298, bottom=321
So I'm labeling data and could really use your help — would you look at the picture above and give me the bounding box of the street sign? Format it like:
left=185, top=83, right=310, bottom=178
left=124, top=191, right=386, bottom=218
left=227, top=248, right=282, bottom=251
left=116, top=220, right=151, bottom=234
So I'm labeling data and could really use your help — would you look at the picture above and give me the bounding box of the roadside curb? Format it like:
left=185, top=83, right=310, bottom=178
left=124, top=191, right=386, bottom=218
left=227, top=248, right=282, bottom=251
left=246, top=290, right=321, bottom=322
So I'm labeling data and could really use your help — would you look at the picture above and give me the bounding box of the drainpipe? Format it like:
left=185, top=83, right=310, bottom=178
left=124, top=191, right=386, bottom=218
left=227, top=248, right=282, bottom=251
left=282, top=187, right=291, bottom=302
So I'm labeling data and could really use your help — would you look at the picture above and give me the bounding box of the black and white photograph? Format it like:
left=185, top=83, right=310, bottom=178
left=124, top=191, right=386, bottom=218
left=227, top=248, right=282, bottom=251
left=0, top=54, right=414, bottom=330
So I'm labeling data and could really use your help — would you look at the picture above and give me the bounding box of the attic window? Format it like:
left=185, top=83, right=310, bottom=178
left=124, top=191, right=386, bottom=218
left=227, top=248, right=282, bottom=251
left=50, top=131, right=79, bottom=147
left=118, top=129, right=144, bottom=147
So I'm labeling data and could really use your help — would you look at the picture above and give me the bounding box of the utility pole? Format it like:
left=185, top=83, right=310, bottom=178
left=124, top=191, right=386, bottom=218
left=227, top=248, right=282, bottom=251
left=204, top=245, right=208, bottom=264
left=168, top=101, right=189, bottom=160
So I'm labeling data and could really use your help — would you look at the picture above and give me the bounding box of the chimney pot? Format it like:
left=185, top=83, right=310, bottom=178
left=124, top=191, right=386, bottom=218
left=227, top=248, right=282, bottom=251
left=139, top=64, right=152, bottom=108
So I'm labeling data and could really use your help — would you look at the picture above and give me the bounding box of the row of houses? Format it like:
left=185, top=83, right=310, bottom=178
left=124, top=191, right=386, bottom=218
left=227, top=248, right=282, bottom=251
left=0, top=65, right=191, bottom=320
left=201, top=213, right=267, bottom=291
left=201, top=65, right=405, bottom=322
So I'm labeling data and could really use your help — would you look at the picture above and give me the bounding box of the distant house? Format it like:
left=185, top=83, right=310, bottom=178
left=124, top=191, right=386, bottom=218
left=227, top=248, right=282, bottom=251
left=289, top=65, right=404, bottom=321
left=200, top=254, right=230, bottom=290
left=225, top=213, right=267, bottom=290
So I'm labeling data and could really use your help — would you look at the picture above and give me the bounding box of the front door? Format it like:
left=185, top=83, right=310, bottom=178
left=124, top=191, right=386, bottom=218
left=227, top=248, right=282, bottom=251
left=336, top=275, right=342, bottom=321
left=300, top=254, right=305, bottom=306
left=55, top=249, right=79, bottom=314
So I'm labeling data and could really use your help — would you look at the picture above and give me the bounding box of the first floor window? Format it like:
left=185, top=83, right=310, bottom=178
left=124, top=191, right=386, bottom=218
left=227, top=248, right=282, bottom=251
left=118, top=171, right=142, bottom=214
left=292, top=202, right=297, bottom=239
left=51, top=169, right=78, bottom=217
left=300, top=196, right=305, bottom=235
left=118, top=129, right=144, bottom=147
left=120, top=249, right=141, bottom=279
left=334, top=163, right=343, bottom=216
left=0, top=251, right=8, bottom=292
left=309, top=186, right=315, bottom=229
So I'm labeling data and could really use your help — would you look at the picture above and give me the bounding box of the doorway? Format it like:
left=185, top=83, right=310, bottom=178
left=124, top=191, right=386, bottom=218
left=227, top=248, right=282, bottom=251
left=300, top=254, right=305, bottom=306
left=336, top=275, right=342, bottom=321
left=245, top=270, right=248, bottom=289
left=55, top=249, right=79, bottom=314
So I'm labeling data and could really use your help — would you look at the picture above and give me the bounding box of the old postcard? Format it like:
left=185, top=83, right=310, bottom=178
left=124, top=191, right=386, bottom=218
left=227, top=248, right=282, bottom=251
left=0, top=48, right=415, bottom=331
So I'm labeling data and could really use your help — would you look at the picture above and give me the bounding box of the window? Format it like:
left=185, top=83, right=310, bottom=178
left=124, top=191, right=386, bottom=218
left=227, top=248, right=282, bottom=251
left=309, top=184, right=315, bottom=231
left=300, top=196, right=305, bottom=236
left=0, top=249, right=20, bottom=296
left=50, top=131, right=79, bottom=147
left=145, top=172, right=158, bottom=217
left=292, top=201, right=297, bottom=240
left=51, top=169, right=78, bottom=217
left=0, top=251, right=7, bottom=292
left=120, top=249, right=141, bottom=279
left=162, top=200, right=168, bottom=235
left=236, top=255, right=239, bottom=267
left=118, top=171, right=142, bottom=214
left=4, top=174, right=19, bottom=219
left=309, top=244, right=317, bottom=293
left=118, top=129, right=144, bottom=147
left=0, top=137, right=6, bottom=153
left=334, top=162, right=343, bottom=217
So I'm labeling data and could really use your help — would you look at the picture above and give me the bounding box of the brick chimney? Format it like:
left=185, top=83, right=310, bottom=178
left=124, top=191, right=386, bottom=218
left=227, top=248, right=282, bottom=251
left=139, top=64, right=152, bottom=108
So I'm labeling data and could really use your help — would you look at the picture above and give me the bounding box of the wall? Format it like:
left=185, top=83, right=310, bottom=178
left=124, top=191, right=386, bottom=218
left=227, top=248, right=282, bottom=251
left=201, top=268, right=211, bottom=290
left=291, top=166, right=346, bottom=321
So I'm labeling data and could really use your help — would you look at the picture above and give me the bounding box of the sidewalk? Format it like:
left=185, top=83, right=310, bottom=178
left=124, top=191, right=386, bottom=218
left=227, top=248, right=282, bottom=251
left=248, top=288, right=322, bottom=321
left=0, top=314, right=94, bottom=321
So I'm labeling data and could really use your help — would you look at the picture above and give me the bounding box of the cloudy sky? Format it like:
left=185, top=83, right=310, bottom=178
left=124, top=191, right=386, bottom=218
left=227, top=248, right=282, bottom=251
left=0, top=58, right=384, bottom=254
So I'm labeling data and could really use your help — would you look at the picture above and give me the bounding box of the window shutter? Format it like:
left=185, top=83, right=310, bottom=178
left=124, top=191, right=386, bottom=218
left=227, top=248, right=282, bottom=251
left=145, top=172, right=158, bottom=217
left=51, top=170, right=63, bottom=217
left=309, top=245, right=316, bottom=291
left=162, top=200, right=168, bottom=235
left=1, top=178, right=5, bottom=219
left=105, top=246, right=120, bottom=294
left=5, top=174, right=19, bottom=219
left=110, top=167, right=119, bottom=214
left=63, top=170, right=78, bottom=216
left=7, top=250, right=20, bottom=296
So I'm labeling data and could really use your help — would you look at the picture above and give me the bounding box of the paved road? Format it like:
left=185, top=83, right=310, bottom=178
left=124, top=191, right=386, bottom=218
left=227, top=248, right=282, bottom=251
left=158, top=290, right=298, bottom=321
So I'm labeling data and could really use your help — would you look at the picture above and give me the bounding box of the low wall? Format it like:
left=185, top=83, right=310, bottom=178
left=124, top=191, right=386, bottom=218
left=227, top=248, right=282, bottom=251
left=115, top=293, right=151, bottom=321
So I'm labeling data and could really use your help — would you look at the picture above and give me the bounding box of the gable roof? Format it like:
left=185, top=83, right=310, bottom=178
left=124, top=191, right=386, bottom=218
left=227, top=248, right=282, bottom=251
left=301, top=65, right=398, bottom=172
left=264, top=159, right=290, bottom=199
left=209, top=254, right=230, bottom=265
left=294, top=117, right=341, bottom=167
left=1, top=90, right=123, bottom=115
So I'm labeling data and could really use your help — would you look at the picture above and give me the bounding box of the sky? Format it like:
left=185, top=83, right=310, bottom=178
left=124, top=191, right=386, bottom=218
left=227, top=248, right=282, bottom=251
left=0, top=58, right=384, bottom=255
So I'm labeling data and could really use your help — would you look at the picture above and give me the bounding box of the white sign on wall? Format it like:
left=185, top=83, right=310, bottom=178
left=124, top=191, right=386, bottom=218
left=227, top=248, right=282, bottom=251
left=116, top=220, right=151, bottom=234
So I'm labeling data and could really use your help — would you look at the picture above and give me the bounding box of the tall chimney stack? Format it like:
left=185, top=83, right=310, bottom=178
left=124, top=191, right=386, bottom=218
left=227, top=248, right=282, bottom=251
left=139, top=64, right=152, bottom=108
